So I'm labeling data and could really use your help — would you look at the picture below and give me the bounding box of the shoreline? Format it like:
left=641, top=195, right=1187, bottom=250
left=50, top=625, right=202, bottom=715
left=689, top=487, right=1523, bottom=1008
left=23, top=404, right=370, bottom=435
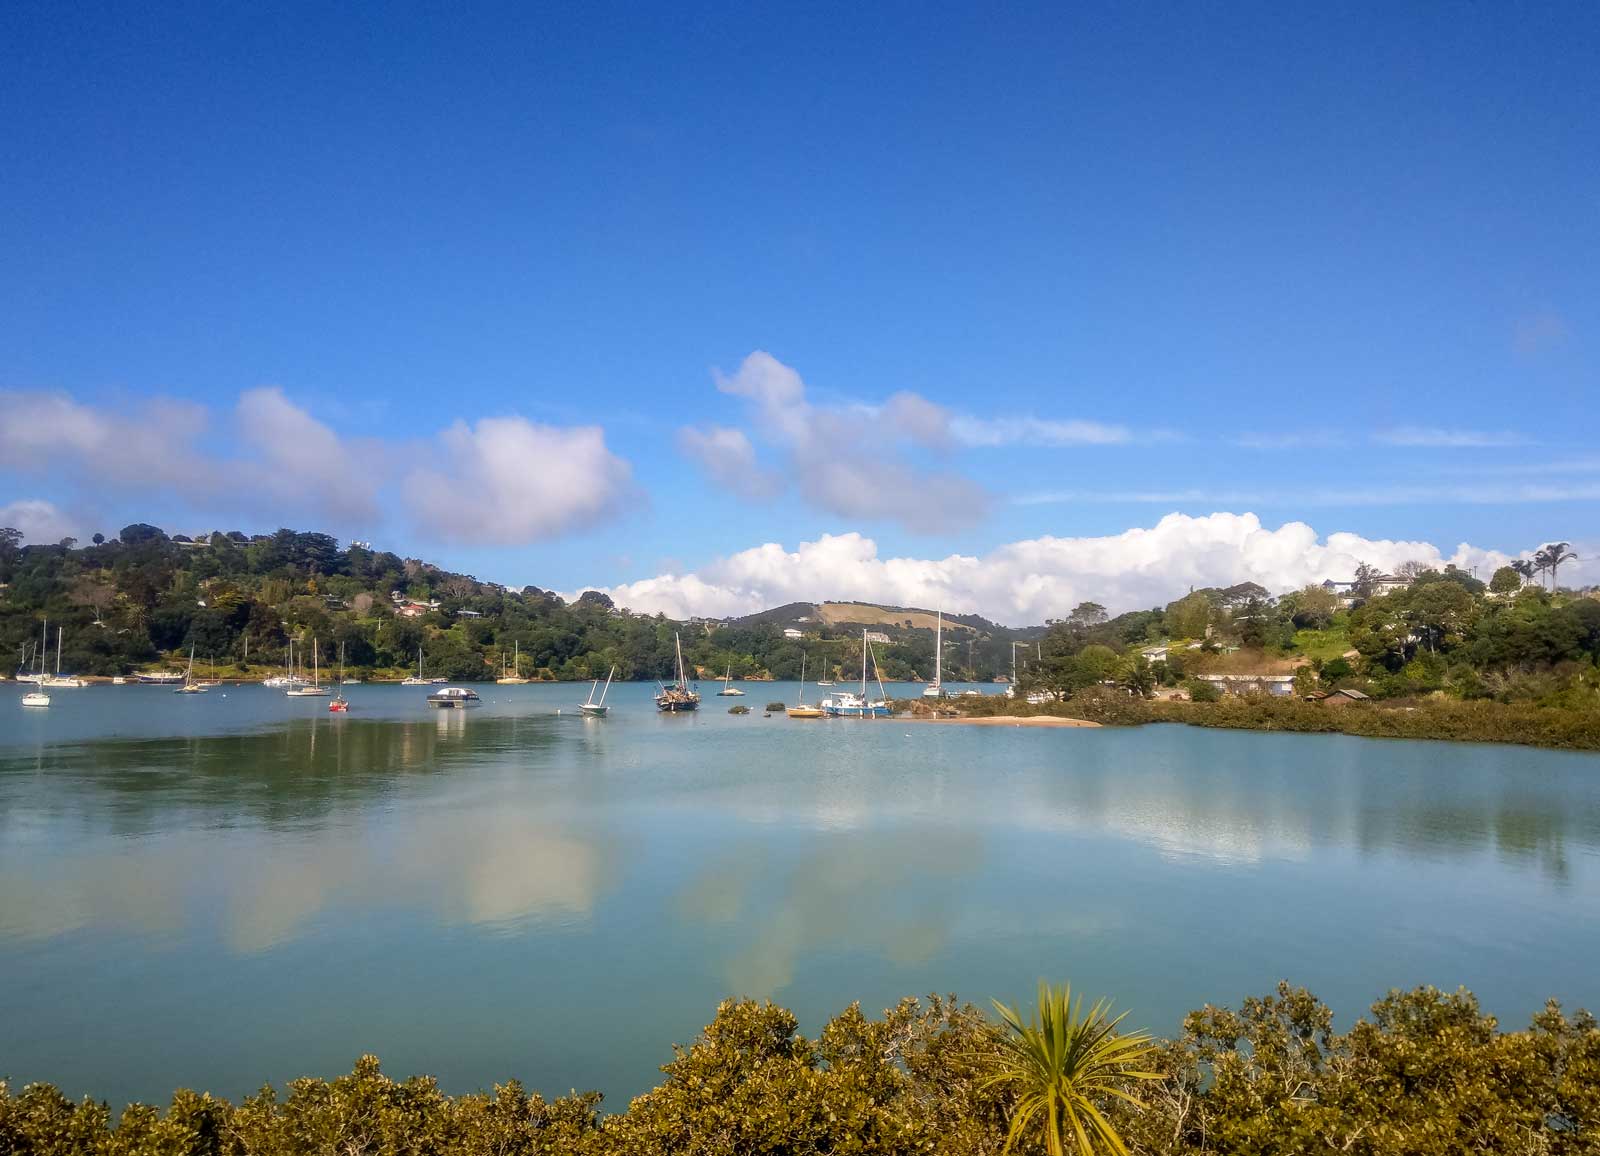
left=901, top=714, right=1100, bottom=728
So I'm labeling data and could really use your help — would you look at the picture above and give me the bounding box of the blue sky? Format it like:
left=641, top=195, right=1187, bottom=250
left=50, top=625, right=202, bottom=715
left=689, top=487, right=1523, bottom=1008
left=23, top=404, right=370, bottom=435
left=2, top=2, right=1595, bottom=620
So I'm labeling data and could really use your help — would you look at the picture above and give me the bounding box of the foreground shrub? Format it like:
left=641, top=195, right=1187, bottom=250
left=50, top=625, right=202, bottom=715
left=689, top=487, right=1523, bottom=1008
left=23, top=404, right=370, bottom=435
left=3, top=985, right=1597, bottom=1154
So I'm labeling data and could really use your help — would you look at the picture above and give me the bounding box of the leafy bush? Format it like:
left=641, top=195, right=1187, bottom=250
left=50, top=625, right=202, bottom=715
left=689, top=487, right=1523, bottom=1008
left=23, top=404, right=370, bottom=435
left=3, top=985, right=1597, bottom=1155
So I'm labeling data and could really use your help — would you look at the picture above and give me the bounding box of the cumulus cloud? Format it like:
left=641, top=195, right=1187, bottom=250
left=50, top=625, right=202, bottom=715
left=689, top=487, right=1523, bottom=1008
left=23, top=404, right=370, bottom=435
left=404, top=416, right=631, bottom=544
left=0, top=390, right=207, bottom=485
left=0, top=499, right=80, bottom=543
left=687, top=350, right=991, bottom=532
left=234, top=387, right=382, bottom=520
left=677, top=424, right=779, bottom=494
left=567, top=512, right=1571, bottom=624
left=1374, top=427, right=1531, bottom=448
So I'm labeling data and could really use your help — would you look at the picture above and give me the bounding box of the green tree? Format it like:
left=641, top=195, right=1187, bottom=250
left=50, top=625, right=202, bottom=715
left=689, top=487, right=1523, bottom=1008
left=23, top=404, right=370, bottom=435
left=1490, top=565, right=1523, bottom=595
left=981, top=982, right=1159, bottom=1156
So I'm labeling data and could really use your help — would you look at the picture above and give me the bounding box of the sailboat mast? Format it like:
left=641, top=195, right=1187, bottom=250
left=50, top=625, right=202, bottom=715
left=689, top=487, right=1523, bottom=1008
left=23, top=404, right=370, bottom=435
left=676, top=632, right=687, bottom=688
left=57, top=625, right=63, bottom=674
left=860, top=629, right=867, bottom=694
left=599, top=665, right=614, bottom=705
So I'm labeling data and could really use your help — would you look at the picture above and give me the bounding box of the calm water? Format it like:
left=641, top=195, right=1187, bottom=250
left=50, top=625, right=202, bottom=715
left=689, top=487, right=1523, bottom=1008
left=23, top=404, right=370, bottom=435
left=3, top=682, right=1599, bottom=1107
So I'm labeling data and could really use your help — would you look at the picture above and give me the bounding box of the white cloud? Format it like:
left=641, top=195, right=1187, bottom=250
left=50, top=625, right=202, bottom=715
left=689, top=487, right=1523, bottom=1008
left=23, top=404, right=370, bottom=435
left=0, top=499, right=79, bottom=543
left=405, top=416, right=631, bottom=544
left=676, top=424, right=779, bottom=494
left=1374, top=427, right=1531, bottom=448
left=1017, top=482, right=1600, bottom=506
left=568, top=512, right=1569, bottom=624
left=234, top=387, right=382, bottom=520
left=689, top=350, right=991, bottom=532
left=948, top=416, right=1132, bottom=447
left=0, top=390, right=207, bottom=485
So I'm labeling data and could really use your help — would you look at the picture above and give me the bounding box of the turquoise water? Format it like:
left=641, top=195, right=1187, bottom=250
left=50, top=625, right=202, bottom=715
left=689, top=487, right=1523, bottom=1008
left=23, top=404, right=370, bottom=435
left=2, top=681, right=1598, bottom=1107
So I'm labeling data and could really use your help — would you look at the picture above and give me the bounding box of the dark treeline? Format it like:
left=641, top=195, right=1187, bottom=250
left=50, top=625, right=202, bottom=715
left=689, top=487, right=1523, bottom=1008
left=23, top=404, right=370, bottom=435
left=3, top=983, right=1596, bottom=1155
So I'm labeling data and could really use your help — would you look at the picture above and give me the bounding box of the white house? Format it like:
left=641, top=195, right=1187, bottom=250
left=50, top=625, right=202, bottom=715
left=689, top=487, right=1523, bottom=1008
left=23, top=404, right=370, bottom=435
left=782, top=628, right=805, bottom=640
left=1196, top=673, right=1297, bottom=697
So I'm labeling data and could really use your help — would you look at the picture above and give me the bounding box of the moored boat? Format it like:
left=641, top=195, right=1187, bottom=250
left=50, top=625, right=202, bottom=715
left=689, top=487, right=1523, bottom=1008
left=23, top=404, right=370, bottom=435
left=716, top=663, right=745, bottom=696
left=787, top=654, right=825, bottom=718
left=400, top=649, right=431, bottom=686
left=21, top=690, right=50, bottom=707
left=579, top=666, right=615, bottom=717
left=821, top=630, right=892, bottom=718
left=655, top=633, right=700, bottom=712
left=285, top=637, right=331, bottom=696
left=426, top=686, right=480, bottom=708
left=496, top=641, right=530, bottom=685
left=921, top=609, right=946, bottom=698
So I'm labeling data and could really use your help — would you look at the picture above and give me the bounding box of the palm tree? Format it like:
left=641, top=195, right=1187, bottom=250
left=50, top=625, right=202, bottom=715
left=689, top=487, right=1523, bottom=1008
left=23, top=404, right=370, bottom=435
left=980, top=983, right=1161, bottom=1156
left=1511, top=559, right=1535, bottom=588
left=1536, top=542, right=1577, bottom=591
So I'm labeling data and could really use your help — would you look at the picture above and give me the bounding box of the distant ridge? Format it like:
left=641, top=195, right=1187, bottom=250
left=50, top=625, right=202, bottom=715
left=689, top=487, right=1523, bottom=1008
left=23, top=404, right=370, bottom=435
left=721, top=600, right=1045, bottom=639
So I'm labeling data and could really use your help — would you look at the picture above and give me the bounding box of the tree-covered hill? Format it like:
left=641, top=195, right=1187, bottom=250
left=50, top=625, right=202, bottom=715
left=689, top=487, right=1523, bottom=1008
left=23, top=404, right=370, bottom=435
left=0, top=524, right=1025, bottom=682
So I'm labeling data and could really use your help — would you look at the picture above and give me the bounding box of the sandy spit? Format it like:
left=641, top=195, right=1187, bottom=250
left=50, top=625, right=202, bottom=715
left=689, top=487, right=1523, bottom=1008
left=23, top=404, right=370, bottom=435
left=901, top=714, right=1101, bottom=728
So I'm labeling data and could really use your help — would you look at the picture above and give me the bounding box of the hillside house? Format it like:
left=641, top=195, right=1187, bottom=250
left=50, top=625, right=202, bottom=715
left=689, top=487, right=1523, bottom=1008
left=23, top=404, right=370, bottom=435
left=1196, top=673, right=1296, bottom=697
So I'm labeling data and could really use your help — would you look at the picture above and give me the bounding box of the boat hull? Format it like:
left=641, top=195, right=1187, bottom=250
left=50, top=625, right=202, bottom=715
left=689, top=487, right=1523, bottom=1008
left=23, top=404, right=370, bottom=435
left=786, top=706, right=825, bottom=718
left=822, top=704, right=892, bottom=718
left=579, top=704, right=608, bottom=717
left=655, top=698, right=699, bottom=712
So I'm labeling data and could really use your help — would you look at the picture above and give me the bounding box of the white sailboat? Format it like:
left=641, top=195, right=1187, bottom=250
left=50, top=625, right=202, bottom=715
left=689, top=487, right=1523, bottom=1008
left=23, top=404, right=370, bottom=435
left=921, top=609, right=947, bottom=698
left=787, top=653, right=824, bottom=718
left=716, top=663, right=745, bottom=696
left=821, top=630, right=892, bottom=718
left=401, top=649, right=430, bottom=686
left=42, top=626, right=87, bottom=687
left=175, top=645, right=207, bottom=693
left=580, top=666, right=615, bottom=717
left=264, top=640, right=309, bottom=688
left=16, top=620, right=48, bottom=684
left=496, top=641, right=530, bottom=685
left=287, top=638, right=331, bottom=695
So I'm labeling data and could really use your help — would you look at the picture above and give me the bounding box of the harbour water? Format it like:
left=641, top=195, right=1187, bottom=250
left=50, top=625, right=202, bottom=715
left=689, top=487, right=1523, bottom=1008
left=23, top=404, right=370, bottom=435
left=3, top=681, right=1599, bottom=1107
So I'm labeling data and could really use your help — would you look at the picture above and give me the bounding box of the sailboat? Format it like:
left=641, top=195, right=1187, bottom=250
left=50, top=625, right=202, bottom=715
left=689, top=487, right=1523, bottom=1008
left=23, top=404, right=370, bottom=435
left=654, top=633, right=700, bottom=712
left=496, top=641, right=530, bottom=685
left=401, top=649, right=431, bottom=686
left=716, top=663, right=745, bottom=696
left=42, top=626, right=87, bottom=687
left=264, top=640, right=309, bottom=688
left=329, top=643, right=350, bottom=712
left=787, top=653, right=825, bottom=718
left=175, top=645, right=207, bottom=693
left=286, top=638, right=331, bottom=696
left=821, top=630, right=892, bottom=718
left=580, top=666, right=615, bottom=717
left=16, top=620, right=47, bottom=684
left=921, top=609, right=947, bottom=698
left=20, top=633, right=50, bottom=704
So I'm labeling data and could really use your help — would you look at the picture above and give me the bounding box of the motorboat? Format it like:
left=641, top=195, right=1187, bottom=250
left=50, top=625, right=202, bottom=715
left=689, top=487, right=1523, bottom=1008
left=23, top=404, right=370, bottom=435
left=427, top=686, right=480, bottom=708
left=655, top=633, right=700, bottom=712
left=580, top=666, right=615, bottom=717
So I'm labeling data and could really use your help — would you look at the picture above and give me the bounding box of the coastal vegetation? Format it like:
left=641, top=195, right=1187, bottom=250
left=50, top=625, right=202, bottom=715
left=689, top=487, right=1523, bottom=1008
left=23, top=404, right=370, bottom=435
left=3, top=982, right=1595, bottom=1155
left=0, top=525, right=1030, bottom=683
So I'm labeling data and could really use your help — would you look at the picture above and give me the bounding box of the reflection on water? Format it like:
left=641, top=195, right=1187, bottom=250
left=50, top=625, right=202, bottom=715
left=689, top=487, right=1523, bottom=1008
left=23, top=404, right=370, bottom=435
left=2, top=687, right=1599, bottom=1107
